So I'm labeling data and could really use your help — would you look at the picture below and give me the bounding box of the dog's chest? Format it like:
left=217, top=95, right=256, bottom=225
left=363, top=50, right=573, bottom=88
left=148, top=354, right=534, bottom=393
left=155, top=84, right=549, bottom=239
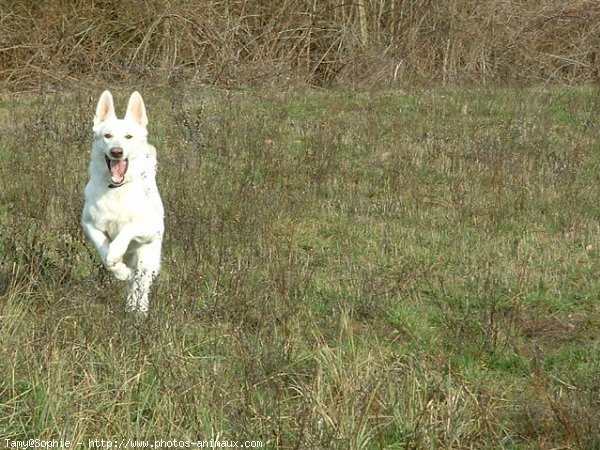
left=86, top=185, right=162, bottom=238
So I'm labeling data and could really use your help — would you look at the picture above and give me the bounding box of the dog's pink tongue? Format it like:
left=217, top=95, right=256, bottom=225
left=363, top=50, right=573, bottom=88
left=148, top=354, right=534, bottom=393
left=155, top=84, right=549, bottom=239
left=110, top=160, right=127, bottom=184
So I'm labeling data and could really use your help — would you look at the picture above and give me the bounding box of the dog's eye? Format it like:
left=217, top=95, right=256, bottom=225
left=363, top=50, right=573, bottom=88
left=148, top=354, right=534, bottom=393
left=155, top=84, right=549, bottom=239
left=125, top=134, right=133, bottom=139
left=104, top=133, right=112, bottom=139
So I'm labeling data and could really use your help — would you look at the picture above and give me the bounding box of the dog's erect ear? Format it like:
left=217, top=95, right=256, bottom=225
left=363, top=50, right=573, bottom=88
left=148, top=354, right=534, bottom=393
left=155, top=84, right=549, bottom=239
left=94, top=90, right=115, bottom=129
left=125, top=91, right=148, bottom=128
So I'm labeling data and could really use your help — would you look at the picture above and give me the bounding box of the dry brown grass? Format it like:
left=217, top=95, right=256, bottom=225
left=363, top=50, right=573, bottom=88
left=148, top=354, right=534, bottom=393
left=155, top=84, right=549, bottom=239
left=2, top=0, right=600, bottom=90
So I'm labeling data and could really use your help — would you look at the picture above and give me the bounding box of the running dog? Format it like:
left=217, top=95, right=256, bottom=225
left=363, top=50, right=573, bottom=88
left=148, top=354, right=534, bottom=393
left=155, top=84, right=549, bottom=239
left=82, top=90, right=164, bottom=315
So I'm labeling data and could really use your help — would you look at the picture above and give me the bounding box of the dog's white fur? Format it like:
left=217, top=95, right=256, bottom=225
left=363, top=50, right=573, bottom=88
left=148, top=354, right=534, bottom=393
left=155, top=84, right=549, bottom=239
left=82, top=90, right=164, bottom=314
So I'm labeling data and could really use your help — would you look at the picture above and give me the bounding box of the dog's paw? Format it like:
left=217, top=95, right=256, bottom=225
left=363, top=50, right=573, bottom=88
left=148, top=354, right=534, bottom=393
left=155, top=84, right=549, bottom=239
left=108, top=262, right=132, bottom=281
left=106, top=242, right=127, bottom=268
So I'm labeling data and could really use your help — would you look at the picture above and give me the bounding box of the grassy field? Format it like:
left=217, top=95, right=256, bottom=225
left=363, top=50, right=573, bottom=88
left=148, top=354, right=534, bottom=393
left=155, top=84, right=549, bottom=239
left=1, top=84, right=600, bottom=449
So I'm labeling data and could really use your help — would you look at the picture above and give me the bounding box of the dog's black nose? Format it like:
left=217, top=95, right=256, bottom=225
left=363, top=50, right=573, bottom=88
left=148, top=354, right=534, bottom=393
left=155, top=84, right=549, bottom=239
left=110, top=147, right=123, bottom=158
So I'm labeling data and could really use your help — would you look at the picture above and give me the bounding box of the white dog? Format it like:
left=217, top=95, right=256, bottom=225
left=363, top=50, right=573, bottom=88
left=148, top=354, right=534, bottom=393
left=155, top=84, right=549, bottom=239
left=82, top=90, right=164, bottom=315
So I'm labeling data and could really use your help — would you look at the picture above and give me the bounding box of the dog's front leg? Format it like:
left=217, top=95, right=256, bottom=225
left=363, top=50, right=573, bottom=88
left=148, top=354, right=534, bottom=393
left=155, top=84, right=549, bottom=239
left=105, top=231, right=135, bottom=281
left=83, top=222, right=110, bottom=262
left=83, top=222, right=132, bottom=281
left=107, top=222, right=159, bottom=279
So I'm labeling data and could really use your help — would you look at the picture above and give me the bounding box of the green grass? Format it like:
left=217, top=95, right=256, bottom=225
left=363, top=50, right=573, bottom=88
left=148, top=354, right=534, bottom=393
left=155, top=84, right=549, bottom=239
left=1, top=84, right=600, bottom=448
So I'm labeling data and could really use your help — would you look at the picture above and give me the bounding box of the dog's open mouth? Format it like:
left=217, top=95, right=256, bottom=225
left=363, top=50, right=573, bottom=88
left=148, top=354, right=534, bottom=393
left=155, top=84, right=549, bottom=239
left=105, top=155, right=129, bottom=186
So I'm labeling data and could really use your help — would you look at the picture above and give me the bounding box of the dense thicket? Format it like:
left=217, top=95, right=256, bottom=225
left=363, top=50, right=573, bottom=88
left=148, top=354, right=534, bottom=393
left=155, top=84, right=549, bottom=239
left=2, top=0, right=600, bottom=89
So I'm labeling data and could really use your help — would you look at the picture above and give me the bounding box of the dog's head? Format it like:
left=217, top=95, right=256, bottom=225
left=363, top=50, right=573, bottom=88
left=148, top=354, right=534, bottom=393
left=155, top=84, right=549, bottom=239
left=92, top=90, right=149, bottom=188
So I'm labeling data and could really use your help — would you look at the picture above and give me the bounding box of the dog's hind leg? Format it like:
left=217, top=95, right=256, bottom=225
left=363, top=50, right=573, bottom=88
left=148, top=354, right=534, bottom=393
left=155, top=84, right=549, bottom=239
left=126, top=239, right=162, bottom=315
